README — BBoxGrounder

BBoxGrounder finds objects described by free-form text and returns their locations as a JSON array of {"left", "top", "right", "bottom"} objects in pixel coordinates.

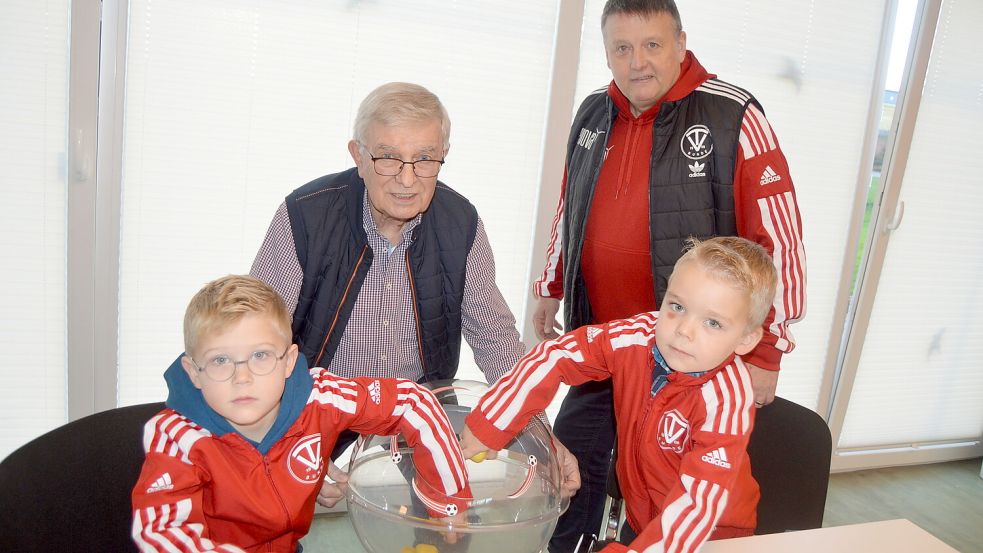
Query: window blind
[
  {"left": 0, "top": 0, "right": 70, "bottom": 458},
  {"left": 117, "top": 0, "right": 560, "bottom": 403},
  {"left": 838, "top": 0, "right": 983, "bottom": 449}
]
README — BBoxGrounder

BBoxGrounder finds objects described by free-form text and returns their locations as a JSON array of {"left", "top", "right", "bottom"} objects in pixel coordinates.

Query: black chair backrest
[
  {"left": 0, "top": 402, "right": 165, "bottom": 552},
  {"left": 747, "top": 396, "right": 832, "bottom": 534},
  {"left": 600, "top": 396, "right": 832, "bottom": 540}
]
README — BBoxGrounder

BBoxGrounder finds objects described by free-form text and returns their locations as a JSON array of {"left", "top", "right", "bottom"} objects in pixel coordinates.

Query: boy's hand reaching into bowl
[{"left": 460, "top": 425, "right": 498, "bottom": 463}]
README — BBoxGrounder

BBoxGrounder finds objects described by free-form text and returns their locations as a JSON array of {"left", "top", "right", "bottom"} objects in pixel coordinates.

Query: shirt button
[
  {"left": 382, "top": 320, "right": 389, "bottom": 327},
  {"left": 380, "top": 354, "right": 387, "bottom": 361},
  {"left": 386, "top": 282, "right": 393, "bottom": 290}
]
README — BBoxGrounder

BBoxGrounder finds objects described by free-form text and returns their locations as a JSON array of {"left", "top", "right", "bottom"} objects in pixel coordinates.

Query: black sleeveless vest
[
  {"left": 285, "top": 168, "right": 478, "bottom": 382},
  {"left": 561, "top": 80, "right": 759, "bottom": 329}
]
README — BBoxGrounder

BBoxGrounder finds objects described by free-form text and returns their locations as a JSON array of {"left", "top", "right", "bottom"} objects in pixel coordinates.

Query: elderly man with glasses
[{"left": 251, "top": 82, "right": 580, "bottom": 509}]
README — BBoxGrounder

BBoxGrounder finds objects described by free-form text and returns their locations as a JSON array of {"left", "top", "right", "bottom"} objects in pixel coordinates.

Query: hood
[{"left": 163, "top": 352, "right": 313, "bottom": 455}]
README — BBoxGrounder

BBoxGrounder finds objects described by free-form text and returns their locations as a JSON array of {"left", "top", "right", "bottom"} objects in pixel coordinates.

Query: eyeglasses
[
  {"left": 189, "top": 347, "right": 290, "bottom": 382},
  {"left": 369, "top": 155, "right": 445, "bottom": 178},
  {"left": 358, "top": 145, "right": 443, "bottom": 178}
]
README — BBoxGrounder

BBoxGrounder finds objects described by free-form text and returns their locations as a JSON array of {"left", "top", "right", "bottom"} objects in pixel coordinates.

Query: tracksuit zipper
[
  {"left": 263, "top": 456, "right": 292, "bottom": 551},
  {"left": 631, "top": 384, "right": 662, "bottom": 532}
]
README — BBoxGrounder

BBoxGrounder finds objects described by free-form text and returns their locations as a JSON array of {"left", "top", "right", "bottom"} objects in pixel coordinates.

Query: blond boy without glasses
[{"left": 463, "top": 237, "right": 778, "bottom": 553}]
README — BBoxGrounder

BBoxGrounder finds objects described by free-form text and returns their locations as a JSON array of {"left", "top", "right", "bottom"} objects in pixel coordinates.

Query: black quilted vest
[
  {"left": 562, "top": 80, "right": 759, "bottom": 329},
  {"left": 285, "top": 168, "right": 478, "bottom": 382}
]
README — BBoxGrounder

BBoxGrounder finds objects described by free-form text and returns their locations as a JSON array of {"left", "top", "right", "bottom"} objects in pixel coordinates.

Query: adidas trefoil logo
[
  {"left": 586, "top": 326, "right": 603, "bottom": 343},
  {"left": 688, "top": 161, "right": 706, "bottom": 178},
  {"left": 147, "top": 472, "right": 174, "bottom": 493},
  {"left": 701, "top": 447, "right": 732, "bottom": 469},
  {"left": 759, "top": 165, "right": 781, "bottom": 185}
]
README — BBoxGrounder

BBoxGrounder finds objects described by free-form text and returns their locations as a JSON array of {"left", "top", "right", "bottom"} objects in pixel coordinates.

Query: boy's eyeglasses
[{"left": 189, "top": 348, "right": 289, "bottom": 382}]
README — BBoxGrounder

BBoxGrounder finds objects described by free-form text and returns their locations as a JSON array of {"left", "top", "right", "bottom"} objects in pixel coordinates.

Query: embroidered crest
[
  {"left": 681, "top": 125, "right": 713, "bottom": 160},
  {"left": 657, "top": 409, "right": 690, "bottom": 453},
  {"left": 287, "top": 434, "right": 324, "bottom": 484}
]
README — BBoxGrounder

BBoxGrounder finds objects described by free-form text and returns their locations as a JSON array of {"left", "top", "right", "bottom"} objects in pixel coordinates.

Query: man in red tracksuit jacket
[
  {"left": 465, "top": 237, "right": 779, "bottom": 553},
  {"left": 131, "top": 275, "right": 471, "bottom": 552}
]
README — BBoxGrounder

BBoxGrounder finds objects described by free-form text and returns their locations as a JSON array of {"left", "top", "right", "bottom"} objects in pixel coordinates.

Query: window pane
[
  {"left": 839, "top": 0, "right": 983, "bottom": 448},
  {"left": 118, "top": 0, "right": 559, "bottom": 402},
  {"left": 0, "top": 0, "right": 70, "bottom": 458}
]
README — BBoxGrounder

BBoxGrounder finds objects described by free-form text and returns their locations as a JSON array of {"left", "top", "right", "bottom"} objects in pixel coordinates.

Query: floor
[
  {"left": 303, "top": 458, "right": 983, "bottom": 552},
  {"left": 823, "top": 457, "right": 983, "bottom": 553}
]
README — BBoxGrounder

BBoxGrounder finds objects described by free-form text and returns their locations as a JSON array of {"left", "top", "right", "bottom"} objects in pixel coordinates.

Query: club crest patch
[
  {"left": 681, "top": 124, "right": 713, "bottom": 160},
  {"left": 657, "top": 409, "right": 690, "bottom": 453},
  {"left": 287, "top": 434, "right": 324, "bottom": 484}
]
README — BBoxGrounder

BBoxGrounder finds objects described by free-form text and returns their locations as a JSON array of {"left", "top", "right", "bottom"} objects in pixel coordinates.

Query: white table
[
  {"left": 303, "top": 517, "right": 957, "bottom": 552},
  {"left": 700, "top": 519, "right": 958, "bottom": 553}
]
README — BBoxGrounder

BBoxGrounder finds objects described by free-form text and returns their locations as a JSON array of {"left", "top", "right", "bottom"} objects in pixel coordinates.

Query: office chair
[
  {"left": 746, "top": 395, "right": 832, "bottom": 534},
  {"left": 595, "top": 396, "right": 832, "bottom": 548},
  {"left": 0, "top": 402, "right": 165, "bottom": 553}
]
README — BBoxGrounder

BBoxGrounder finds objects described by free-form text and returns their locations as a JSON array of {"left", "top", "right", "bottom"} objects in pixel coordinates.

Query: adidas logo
[
  {"left": 759, "top": 165, "right": 781, "bottom": 185},
  {"left": 368, "top": 380, "right": 381, "bottom": 405},
  {"left": 688, "top": 161, "right": 706, "bottom": 178},
  {"left": 701, "top": 447, "right": 732, "bottom": 469},
  {"left": 146, "top": 472, "right": 174, "bottom": 493},
  {"left": 586, "top": 326, "right": 603, "bottom": 343}
]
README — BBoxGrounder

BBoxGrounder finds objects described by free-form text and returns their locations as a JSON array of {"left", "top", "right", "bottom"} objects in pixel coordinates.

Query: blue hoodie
[{"left": 163, "top": 353, "right": 314, "bottom": 455}]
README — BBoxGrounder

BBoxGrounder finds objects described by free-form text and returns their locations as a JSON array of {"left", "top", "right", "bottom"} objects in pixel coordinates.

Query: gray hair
[
  {"left": 353, "top": 82, "right": 451, "bottom": 148},
  {"left": 601, "top": 0, "right": 683, "bottom": 34}
]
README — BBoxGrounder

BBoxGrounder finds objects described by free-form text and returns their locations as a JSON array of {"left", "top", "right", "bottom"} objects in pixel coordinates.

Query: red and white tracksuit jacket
[
  {"left": 466, "top": 312, "right": 758, "bottom": 553},
  {"left": 132, "top": 368, "right": 471, "bottom": 553}
]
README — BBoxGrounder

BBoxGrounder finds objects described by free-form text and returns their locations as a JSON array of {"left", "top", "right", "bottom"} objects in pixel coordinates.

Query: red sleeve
[
  {"left": 466, "top": 313, "right": 658, "bottom": 449},
  {"left": 733, "top": 104, "right": 806, "bottom": 371},
  {"left": 626, "top": 364, "right": 757, "bottom": 553},
  {"left": 131, "top": 410, "right": 246, "bottom": 553},
  {"left": 533, "top": 168, "right": 567, "bottom": 299},
  {"left": 310, "top": 372, "right": 472, "bottom": 517}
]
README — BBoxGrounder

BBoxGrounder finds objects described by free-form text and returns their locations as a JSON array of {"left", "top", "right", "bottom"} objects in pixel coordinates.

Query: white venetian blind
[
  {"left": 573, "top": 0, "right": 889, "bottom": 409},
  {"left": 838, "top": 0, "right": 983, "bottom": 448},
  {"left": 118, "top": 0, "right": 560, "bottom": 404},
  {"left": 0, "top": 0, "right": 70, "bottom": 458}
]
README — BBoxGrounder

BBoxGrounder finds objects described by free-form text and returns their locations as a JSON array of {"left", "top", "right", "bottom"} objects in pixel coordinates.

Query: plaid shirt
[{"left": 250, "top": 192, "right": 524, "bottom": 384}]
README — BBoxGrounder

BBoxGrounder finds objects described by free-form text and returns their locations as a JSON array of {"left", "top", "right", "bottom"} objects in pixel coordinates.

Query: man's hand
[
  {"left": 316, "top": 462, "right": 349, "bottom": 508},
  {"left": 532, "top": 297, "right": 562, "bottom": 341},
  {"left": 460, "top": 425, "right": 498, "bottom": 462},
  {"left": 747, "top": 363, "right": 779, "bottom": 408},
  {"left": 552, "top": 436, "right": 581, "bottom": 499}
]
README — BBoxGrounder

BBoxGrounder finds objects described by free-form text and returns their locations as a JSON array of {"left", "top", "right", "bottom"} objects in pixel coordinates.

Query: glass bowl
[{"left": 345, "top": 380, "right": 568, "bottom": 553}]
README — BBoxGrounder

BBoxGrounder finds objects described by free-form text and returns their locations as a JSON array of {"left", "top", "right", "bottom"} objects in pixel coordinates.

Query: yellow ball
[
  {"left": 400, "top": 547, "right": 415, "bottom": 553},
  {"left": 470, "top": 451, "right": 487, "bottom": 463},
  {"left": 416, "top": 544, "right": 439, "bottom": 553}
]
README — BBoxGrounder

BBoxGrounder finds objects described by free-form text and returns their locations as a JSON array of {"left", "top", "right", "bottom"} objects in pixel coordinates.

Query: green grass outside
[{"left": 850, "top": 174, "right": 880, "bottom": 295}]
